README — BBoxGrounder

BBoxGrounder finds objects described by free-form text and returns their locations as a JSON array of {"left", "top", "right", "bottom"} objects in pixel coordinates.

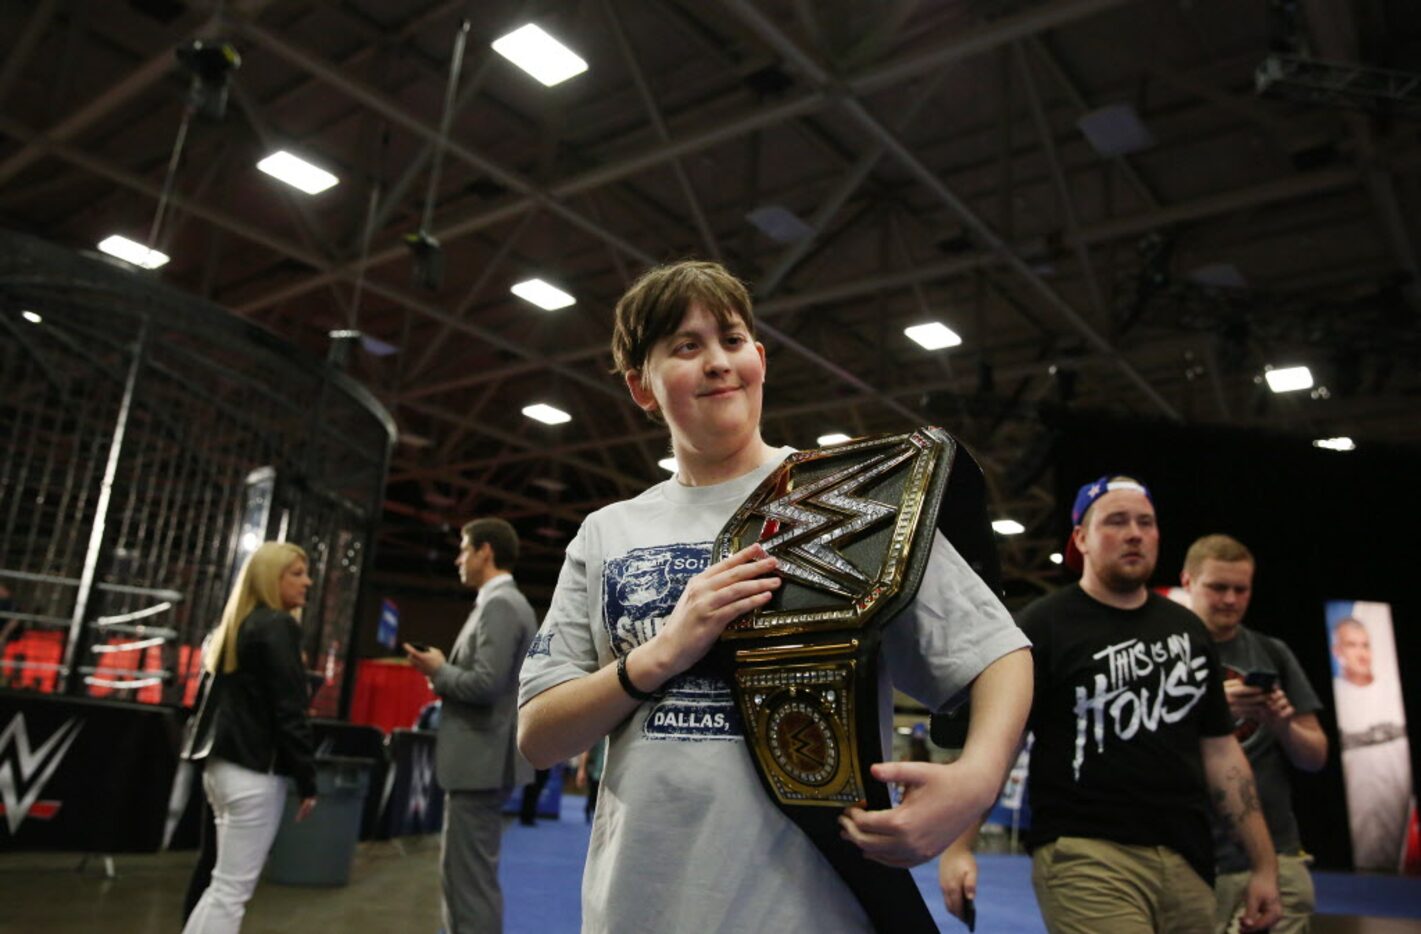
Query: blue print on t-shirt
[{"left": 602, "top": 543, "right": 741, "bottom": 741}]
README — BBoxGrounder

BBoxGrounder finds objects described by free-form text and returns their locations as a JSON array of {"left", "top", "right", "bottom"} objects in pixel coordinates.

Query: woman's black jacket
[{"left": 182, "top": 607, "right": 318, "bottom": 798}]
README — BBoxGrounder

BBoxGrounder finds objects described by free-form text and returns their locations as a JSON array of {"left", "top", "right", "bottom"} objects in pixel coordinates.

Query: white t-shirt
[{"left": 519, "top": 447, "right": 1029, "bottom": 933}]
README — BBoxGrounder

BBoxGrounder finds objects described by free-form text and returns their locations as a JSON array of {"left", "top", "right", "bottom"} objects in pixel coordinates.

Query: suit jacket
[{"left": 431, "top": 574, "right": 539, "bottom": 792}]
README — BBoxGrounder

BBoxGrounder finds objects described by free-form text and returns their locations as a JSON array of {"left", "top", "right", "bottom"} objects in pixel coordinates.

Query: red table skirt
[{"left": 347, "top": 658, "right": 436, "bottom": 734}]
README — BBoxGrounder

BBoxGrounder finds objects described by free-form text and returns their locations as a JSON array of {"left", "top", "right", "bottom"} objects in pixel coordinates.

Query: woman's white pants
[{"left": 181, "top": 758, "right": 287, "bottom": 934}]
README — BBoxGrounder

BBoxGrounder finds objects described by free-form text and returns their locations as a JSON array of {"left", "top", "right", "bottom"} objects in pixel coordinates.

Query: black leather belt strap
[{"left": 713, "top": 427, "right": 999, "bottom": 933}]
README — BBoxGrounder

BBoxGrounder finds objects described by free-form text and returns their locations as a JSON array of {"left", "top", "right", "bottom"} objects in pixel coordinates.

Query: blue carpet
[{"left": 499, "top": 797, "right": 1421, "bottom": 932}]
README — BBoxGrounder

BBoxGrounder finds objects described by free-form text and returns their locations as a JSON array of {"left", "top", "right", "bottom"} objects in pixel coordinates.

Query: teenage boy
[{"left": 518, "top": 260, "right": 1032, "bottom": 932}]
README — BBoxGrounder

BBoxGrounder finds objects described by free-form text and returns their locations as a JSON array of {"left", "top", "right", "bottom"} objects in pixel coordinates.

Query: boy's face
[{"left": 626, "top": 301, "right": 766, "bottom": 454}]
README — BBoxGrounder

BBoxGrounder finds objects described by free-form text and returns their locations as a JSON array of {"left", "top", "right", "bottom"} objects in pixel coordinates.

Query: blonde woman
[{"left": 182, "top": 542, "right": 318, "bottom": 934}]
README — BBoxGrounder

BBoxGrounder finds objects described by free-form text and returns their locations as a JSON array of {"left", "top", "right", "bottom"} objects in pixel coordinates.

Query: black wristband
[{"left": 617, "top": 652, "right": 656, "bottom": 702}]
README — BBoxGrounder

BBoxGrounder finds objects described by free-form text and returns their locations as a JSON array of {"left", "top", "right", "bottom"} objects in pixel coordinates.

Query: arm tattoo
[{"left": 1210, "top": 765, "right": 1261, "bottom": 840}]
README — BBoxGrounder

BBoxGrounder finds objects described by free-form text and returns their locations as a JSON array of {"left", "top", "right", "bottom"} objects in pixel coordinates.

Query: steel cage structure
[{"left": 0, "top": 229, "right": 395, "bottom": 717}]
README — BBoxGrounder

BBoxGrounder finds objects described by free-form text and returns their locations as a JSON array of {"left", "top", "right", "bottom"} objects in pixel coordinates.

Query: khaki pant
[
  {"left": 1215, "top": 854, "right": 1315, "bottom": 934},
  {"left": 1032, "top": 837, "right": 1216, "bottom": 934}
]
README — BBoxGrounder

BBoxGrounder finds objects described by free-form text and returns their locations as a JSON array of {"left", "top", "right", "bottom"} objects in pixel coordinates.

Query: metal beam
[
  {"left": 722, "top": 0, "right": 1178, "bottom": 418},
  {"left": 231, "top": 0, "right": 1137, "bottom": 316},
  {"left": 0, "top": 15, "right": 217, "bottom": 187},
  {"left": 386, "top": 166, "right": 1363, "bottom": 402},
  {"left": 601, "top": 0, "right": 721, "bottom": 261}
]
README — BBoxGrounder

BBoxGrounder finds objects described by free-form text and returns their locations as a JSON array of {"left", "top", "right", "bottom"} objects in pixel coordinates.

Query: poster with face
[{"left": 1325, "top": 600, "right": 1416, "bottom": 871}]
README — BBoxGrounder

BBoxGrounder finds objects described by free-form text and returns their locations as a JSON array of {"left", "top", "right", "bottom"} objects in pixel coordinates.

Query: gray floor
[{"left": 0, "top": 835, "right": 445, "bottom": 934}]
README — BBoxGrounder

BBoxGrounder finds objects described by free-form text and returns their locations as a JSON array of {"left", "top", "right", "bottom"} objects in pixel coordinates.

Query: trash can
[{"left": 264, "top": 756, "right": 374, "bottom": 886}]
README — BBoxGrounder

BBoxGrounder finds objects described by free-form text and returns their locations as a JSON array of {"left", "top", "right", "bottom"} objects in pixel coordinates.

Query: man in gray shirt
[
  {"left": 407, "top": 518, "right": 539, "bottom": 934},
  {"left": 1182, "top": 534, "right": 1329, "bottom": 934}
]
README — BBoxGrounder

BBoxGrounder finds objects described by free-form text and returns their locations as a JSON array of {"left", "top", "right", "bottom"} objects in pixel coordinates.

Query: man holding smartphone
[
  {"left": 1182, "top": 534, "right": 1329, "bottom": 934},
  {"left": 406, "top": 518, "right": 539, "bottom": 934}
]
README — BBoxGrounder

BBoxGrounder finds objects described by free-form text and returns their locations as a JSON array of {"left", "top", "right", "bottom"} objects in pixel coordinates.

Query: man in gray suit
[{"left": 406, "top": 517, "right": 538, "bottom": 934}]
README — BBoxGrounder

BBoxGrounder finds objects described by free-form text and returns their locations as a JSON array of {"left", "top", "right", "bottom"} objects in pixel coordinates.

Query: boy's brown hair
[
  {"left": 1182, "top": 533, "right": 1254, "bottom": 577},
  {"left": 610, "top": 260, "right": 756, "bottom": 378}
]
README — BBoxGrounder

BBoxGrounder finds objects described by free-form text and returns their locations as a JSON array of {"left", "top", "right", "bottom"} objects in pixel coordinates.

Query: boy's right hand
[{"left": 645, "top": 544, "right": 779, "bottom": 681}]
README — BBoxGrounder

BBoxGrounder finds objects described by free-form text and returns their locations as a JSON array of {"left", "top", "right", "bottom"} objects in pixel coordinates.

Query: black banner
[
  {"left": 0, "top": 689, "right": 180, "bottom": 852},
  {"left": 382, "top": 728, "right": 444, "bottom": 837}
]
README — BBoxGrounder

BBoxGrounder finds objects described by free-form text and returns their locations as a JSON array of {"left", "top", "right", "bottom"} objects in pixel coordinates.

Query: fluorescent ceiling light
[
  {"left": 1049, "top": 552, "right": 1064, "bottom": 565},
  {"left": 992, "top": 519, "right": 1025, "bottom": 536},
  {"left": 21, "top": 310, "right": 42, "bottom": 324},
  {"left": 817, "top": 433, "right": 851, "bottom": 446},
  {"left": 1077, "top": 103, "right": 1156, "bottom": 157},
  {"left": 1265, "top": 365, "right": 1313, "bottom": 393},
  {"left": 522, "top": 403, "right": 571, "bottom": 425},
  {"left": 511, "top": 278, "right": 575, "bottom": 310},
  {"left": 492, "top": 24, "right": 588, "bottom": 86},
  {"left": 658, "top": 457, "right": 677, "bottom": 473},
  {"left": 1313, "top": 436, "right": 1356, "bottom": 452},
  {"left": 746, "top": 205, "right": 814, "bottom": 244},
  {"left": 256, "top": 150, "right": 339, "bottom": 194},
  {"left": 904, "top": 322, "right": 962, "bottom": 351},
  {"left": 98, "top": 235, "right": 169, "bottom": 269}
]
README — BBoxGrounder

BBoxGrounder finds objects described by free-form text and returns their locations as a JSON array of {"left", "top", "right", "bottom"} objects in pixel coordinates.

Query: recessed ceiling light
[
  {"left": 746, "top": 205, "right": 814, "bottom": 244},
  {"left": 658, "top": 457, "right": 677, "bottom": 473},
  {"left": 492, "top": 24, "right": 588, "bottom": 87},
  {"left": 1049, "top": 552, "right": 1064, "bottom": 565},
  {"left": 817, "top": 433, "right": 851, "bottom": 446},
  {"left": 1187, "top": 262, "right": 1249, "bottom": 289},
  {"left": 98, "top": 235, "right": 170, "bottom": 269},
  {"left": 511, "top": 278, "right": 575, "bottom": 310},
  {"left": 992, "top": 519, "right": 1025, "bottom": 536},
  {"left": 21, "top": 310, "right": 42, "bottom": 324},
  {"left": 1313, "top": 436, "right": 1356, "bottom": 452},
  {"left": 522, "top": 403, "right": 571, "bottom": 425},
  {"left": 256, "top": 150, "right": 339, "bottom": 194},
  {"left": 904, "top": 322, "right": 962, "bottom": 351},
  {"left": 1265, "top": 365, "right": 1313, "bottom": 393},
  {"left": 1077, "top": 103, "right": 1156, "bottom": 157}
]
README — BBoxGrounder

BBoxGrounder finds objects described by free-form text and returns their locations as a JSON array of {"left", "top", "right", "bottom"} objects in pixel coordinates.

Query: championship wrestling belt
[{"left": 713, "top": 427, "right": 1001, "bottom": 933}]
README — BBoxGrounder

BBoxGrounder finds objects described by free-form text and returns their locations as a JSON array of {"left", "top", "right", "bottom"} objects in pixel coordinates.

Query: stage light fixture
[
  {"left": 992, "top": 519, "right": 1025, "bottom": 536},
  {"left": 21, "top": 310, "right": 42, "bottom": 324},
  {"left": 511, "top": 278, "right": 575, "bottom": 310},
  {"left": 1313, "top": 437, "right": 1356, "bottom": 452},
  {"left": 1265, "top": 365, "right": 1313, "bottom": 393},
  {"left": 522, "top": 403, "right": 571, "bottom": 425},
  {"left": 904, "top": 322, "right": 962, "bottom": 351},
  {"left": 98, "top": 235, "right": 170, "bottom": 269},
  {"left": 492, "top": 24, "right": 588, "bottom": 86},
  {"left": 817, "top": 433, "right": 851, "bottom": 445},
  {"left": 1049, "top": 552, "right": 1064, "bottom": 565},
  {"left": 404, "top": 230, "right": 445, "bottom": 291}
]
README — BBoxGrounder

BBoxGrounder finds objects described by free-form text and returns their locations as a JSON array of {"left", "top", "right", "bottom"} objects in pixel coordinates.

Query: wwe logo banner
[
  {"left": 0, "top": 693, "right": 182, "bottom": 852},
  {"left": 0, "top": 712, "right": 83, "bottom": 834}
]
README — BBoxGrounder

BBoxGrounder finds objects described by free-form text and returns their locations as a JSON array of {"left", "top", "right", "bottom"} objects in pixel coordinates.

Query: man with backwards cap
[{"left": 938, "top": 476, "right": 1281, "bottom": 934}]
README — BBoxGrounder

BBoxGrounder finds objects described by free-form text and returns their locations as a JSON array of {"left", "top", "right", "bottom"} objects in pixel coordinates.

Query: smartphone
[
  {"left": 1243, "top": 669, "right": 1278, "bottom": 691},
  {"left": 407, "top": 641, "right": 431, "bottom": 653},
  {"left": 963, "top": 895, "right": 977, "bottom": 932}
]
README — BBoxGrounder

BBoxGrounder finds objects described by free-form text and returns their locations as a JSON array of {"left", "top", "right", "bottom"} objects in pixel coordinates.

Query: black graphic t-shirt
[{"left": 1019, "top": 585, "right": 1233, "bottom": 884}]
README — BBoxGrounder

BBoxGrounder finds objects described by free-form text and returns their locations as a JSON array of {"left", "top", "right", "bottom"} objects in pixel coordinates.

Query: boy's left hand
[{"left": 839, "top": 759, "right": 997, "bottom": 867}]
